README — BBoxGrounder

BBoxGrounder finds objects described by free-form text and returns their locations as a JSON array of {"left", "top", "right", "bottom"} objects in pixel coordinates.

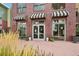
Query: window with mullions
[
  {"left": 52, "top": 19, "right": 65, "bottom": 38},
  {"left": 52, "top": 3, "right": 65, "bottom": 10},
  {"left": 17, "top": 3, "right": 26, "bottom": 14},
  {"left": 33, "top": 4, "right": 45, "bottom": 11},
  {"left": 17, "top": 22, "right": 27, "bottom": 39}
]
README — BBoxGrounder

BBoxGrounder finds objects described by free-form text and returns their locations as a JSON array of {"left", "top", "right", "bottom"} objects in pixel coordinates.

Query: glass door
[
  {"left": 33, "top": 24, "right": 45, "bottom": 40},
  {"left": 39, "top": 25, "right": 44, "bottom": 39},
  {"left": 33, "top": 25, "right": 38, "bottom": 39}
]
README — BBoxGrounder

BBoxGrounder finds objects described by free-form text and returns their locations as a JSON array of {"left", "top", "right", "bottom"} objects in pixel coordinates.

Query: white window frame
[
  {"left": 17, "top": 22, "right": 27, "bottom": 36},
  {"left": 52, "top": 19, "right": 66, "bottom": 41},
  {"left": 32, "top": 20, "right": 45, "bottom": 40}
]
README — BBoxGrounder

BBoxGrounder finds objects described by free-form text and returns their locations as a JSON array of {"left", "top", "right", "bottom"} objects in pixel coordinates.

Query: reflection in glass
[
  {"left": 53, "top": 24, "right": 58, "bottom": 36},
  {"left": 34, "top": 26, "right": 38, "bottom": 33},
  {"left": 39, "top": 34, "right": 44, "bottom": 38},
  {"left": 39, "top": 26, "right": 44, "bottom": 33},
  {"left": 59, "top": 24, "right": 64, "bottom": 36},
  {"left": 34, "top": 34, "right": 38, "bottom": 38},
  {"left": 34, "top": 26, "right": 38, "bottom": 38},
  {"left": 53, "top": 19, "right": 65, "bottom": 40}
]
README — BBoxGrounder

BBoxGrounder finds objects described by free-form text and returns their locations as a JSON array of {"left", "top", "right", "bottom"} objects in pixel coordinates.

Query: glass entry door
[{"left": 33, "top": 24, "right": 45, "bottom": 40}]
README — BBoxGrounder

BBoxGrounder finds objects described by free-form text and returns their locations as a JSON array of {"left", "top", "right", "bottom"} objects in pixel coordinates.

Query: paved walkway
[{"left": 19, "top": 40, "right": 79, "bottom": 56}]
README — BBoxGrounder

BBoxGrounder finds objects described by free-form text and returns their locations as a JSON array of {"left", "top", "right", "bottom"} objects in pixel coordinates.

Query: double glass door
[{"left": 33, "top": 24, "right": 45, "bottom": 40}]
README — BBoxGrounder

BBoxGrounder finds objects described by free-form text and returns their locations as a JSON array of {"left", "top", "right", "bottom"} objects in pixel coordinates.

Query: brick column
[
  {"left": 66, "top": 3, "right": 76, "bottom": 41},
  {"left": 12, "top": 20, "right": 17, "bottom": 32},
  {"left": 45, "top": 4, "right": 52, "bottom": 40},
  {"left": 26, "top": 4, "right": 33, "bottom": 38}
]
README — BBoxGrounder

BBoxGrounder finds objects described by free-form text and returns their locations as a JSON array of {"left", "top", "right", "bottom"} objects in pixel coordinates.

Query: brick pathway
[{"left": 19, "top": 40, "right": 79, "bottom": 56}]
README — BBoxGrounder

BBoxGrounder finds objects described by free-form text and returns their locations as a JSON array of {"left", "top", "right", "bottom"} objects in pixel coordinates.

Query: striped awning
[
  {"left": 14, "top": 15, "right": 26, "bottom": 20},
  {"left": 52, "top": 10, "right": 69, "bottom": 17},
  {"left": 30, "top": 13, "right": 46, "bottom": 19}
]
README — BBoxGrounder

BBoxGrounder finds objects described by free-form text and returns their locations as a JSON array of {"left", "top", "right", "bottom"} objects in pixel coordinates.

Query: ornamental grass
[{"left": 0, "top": 31, "right": 53, "bottom": 56}]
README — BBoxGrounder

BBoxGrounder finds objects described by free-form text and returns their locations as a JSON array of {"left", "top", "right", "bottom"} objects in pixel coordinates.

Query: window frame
[
  {"left": 52, "top": 19, "right": 65, "bottom": 37},
  {"left": 17, "top": 22, "right": 27, "bottom": 38},
  {"left": 52, "top": 3, "right": 65, "bottom": 10},
  {"left": 33, "top": 4, "right": 45, "bottom": 11},
  {"left": 17, "top": 3, "right": 26, "bottom": 14},
  {"left": 0, "top": 7, "right": 4, "bottom": 18}
]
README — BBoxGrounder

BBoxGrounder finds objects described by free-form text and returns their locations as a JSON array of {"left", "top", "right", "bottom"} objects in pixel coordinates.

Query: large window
[
  {"left": 17, "top": 22, "right": 27, "bottom": 39},
  {"left": 33, "top": 4, "right": 45, "bottom": 11},
  {"left": 52, "top": 3, "right": 65, "bottom": 10},
  {"left": 52, "top": 19, "right": 65, "bottom": 40},
  {"left": 17, "top": 3, "right": 26, "bottom": 14}
]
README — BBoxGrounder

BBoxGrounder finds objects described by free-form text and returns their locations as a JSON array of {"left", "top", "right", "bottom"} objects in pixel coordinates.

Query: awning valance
[
  {"left": 14, "top": 15, "right": 26, "bottom": 20},
  {"left": 52, "top": 10, "right": 69, "bottom": 17},
  {"left": 30, "top": 13, "right": 46, "bottom": 19}
]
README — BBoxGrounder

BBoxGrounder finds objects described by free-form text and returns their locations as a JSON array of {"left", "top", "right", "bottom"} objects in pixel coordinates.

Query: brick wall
[
  {"left": 12, "top": 3, "right": 76, "bottom": 41},
  {"left": 66, "top": 3, "right": 76, "bottom": 41}
]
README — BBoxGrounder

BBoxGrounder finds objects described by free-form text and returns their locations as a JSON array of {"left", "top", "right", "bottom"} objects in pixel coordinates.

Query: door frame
[{"left": 32, "top": 23, "right": 45, "bottom": 40}]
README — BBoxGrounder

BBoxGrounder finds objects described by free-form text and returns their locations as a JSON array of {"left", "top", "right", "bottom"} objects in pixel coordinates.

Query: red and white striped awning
[
  {"left": 30, "top": 13, "right": 46, "bottom": 19},
  {"left": 52, "top": 10, "right": 69, "bottom": 17}
]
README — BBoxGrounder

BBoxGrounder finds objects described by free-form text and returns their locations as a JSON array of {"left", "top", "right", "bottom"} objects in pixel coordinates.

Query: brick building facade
[{"left": 12, "top": 3, "right": 76, "bottom": 41}]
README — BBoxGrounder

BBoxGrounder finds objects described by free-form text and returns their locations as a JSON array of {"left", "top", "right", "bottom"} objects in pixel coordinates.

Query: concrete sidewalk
[{"left": 20, "top": 40, "right": 79, "bottom": 56}]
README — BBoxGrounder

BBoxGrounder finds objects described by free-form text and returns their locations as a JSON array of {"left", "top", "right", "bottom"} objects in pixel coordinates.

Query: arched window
[{"left": 52, "top": 3, "right": 65, "bottom": 10}]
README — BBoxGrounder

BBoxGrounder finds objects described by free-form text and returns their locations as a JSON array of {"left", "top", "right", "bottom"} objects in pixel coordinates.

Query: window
[
  {"left": 33, "top": 4, "right": 45, "bottom": 11},
  {"left": 0, "top": 7, "right": 4, "bottom": 19},
  {"left": 52, "top": 19, "right": 65, "bottom": 40},
  {"left": 17, "top": 22, "right": 27, "bottom": 39},
  {"left": 76, "top": 24, "right": 79, "bottom": 36},
  {"left": 17, "top": 3, "right": 26, "bottom": 14},
  {"left": 52, "top": 3, "right": 65, "bottom": 10},
  {"left": 76, "top": 8, "right": 79, "bottom": 16}
]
